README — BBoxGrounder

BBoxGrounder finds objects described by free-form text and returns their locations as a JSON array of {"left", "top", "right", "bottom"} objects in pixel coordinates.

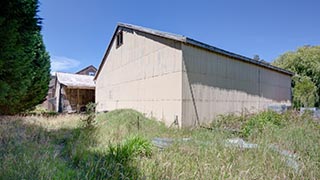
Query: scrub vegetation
[
  {"left": 0, "top": 109, "right": 319, "bottom": 179},
  {"left": 272, "top": 45, "right": 320, "bottom": 108}
]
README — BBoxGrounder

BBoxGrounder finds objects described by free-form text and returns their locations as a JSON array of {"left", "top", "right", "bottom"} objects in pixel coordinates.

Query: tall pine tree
[{"left": 0, "top": 0, "right": 50, "bottom": 114}]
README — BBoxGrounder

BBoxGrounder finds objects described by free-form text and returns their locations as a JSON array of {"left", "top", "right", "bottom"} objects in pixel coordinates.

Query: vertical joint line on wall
[
  {"left": 58, "top": 85, "right": 62, "bottom": 113},
  {"left": 189, "top": 83, "right": 200, "bottom": 126},
  {"left": 182, "top": 50, "right": 200, "bottom": 127},
  {"left": 183, "top": 58, "right": 200, "bottom": 126}
]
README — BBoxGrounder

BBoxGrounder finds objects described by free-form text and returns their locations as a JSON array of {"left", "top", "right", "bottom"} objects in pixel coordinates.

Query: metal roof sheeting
[{"left": 56, "top": 72, "right": 95, "bottom": 89}]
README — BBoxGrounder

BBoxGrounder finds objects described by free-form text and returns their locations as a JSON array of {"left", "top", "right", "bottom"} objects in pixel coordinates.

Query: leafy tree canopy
[
  {"left": 292, "top": 76, "right": 318, "bottom": 107},
  {"left": 0, "top": 0, "right": 50, "bottom": 114},
  {"left": 272, "top": 45, "right": 320, "bottom": 107}
]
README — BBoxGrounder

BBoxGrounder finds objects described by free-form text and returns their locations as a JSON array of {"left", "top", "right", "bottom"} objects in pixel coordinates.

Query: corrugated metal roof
[
  {"left": 56, "top": 72, "right": 95, "bottom": 89},
  {"left": 119, "top": 23, "right": 186, "bottom": 42},
  {"left": 95, "top": 23, "right": 294, "bottom": 80}
]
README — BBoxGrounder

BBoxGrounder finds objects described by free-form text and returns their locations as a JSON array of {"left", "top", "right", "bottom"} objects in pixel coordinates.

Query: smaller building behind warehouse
[{"left": 41, "top": 65, "right": 97, "bottom": 113}]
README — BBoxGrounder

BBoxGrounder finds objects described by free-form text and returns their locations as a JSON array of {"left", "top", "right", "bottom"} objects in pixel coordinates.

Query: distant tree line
[
  {"left": 0, "top": 0, "right": 50, "bottom": 115},
  {"left": 272, "top": 46, "right": 320, "bottom": 108}
]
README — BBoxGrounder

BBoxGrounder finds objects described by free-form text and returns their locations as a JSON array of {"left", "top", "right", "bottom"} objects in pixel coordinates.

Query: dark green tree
[
  {"left": 272, "top": 45, "right": 320, "bottom": 107},
  {"left": 0, "top": 0, "right": 50, "bottom": 114}
]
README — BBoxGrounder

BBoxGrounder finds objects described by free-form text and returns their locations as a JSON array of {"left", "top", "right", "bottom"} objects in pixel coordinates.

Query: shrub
[
  {"left": 81, "top": 102, "right": 97, "bottom": 128},
  {"left": 211, "top": 113, "right": 247, "bottom": 132},
  {"left": 241, "top": 111, "right": 283, "bottom": 138},
  {"left": 21, "top": 105, "right": 58, "bottom": 117}
]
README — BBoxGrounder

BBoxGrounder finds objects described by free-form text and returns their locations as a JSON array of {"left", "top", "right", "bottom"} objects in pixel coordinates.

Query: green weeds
[
  {"left": 0, "top": 109, "right": 319, "bottom": 179},
  {"left": 242, "top": 110, "right": 284, "bottom": 138}
]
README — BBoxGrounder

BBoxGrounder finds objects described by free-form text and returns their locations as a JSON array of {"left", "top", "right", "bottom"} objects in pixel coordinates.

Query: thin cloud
[{"left": 51, "top": 56, "right": 81, "bottom": 73}]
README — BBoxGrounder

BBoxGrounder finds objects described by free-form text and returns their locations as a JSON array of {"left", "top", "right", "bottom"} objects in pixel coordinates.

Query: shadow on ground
[{"left": 0, "top": 116, "right": 141, "bottom": 180}]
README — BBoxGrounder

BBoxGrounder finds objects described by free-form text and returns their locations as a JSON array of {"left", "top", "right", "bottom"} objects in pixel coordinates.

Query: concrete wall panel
[
  {"left": 96, "top": 29, "right": 183, "bottom": 126},
  {"left": 181, "top": 44, "right": 291, "bottom": 127},
  {"left": 96, "top": 29, "right": 291, "bottom": 128}
]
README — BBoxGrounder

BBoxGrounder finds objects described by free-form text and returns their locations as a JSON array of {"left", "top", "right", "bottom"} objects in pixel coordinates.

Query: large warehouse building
[{"left": 95, "top": 23, "right": 293, "bottom": 127}]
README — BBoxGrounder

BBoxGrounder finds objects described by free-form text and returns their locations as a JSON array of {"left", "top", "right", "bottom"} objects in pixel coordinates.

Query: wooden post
[
  {"left": 174, "top": 115, "right": 179, "bottom": 126},
  {"left": 77, "top": 88, "right": 80, "bottom": 112},
  {"left": 137, "top": 116, "right": 140, "bottom": 131}
]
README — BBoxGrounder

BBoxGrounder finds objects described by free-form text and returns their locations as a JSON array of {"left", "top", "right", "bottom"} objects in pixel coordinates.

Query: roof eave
[
  {"left": 117, "top": 23, "right": 187, "bottom": 42},
  {"left": 94, "top": 26, "right": 120, "bottom": 80},
  {"left": 64, "top": 86, "right": 95, "bottom": 89}
]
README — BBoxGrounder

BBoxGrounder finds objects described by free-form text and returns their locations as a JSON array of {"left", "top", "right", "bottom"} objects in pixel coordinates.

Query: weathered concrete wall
[
  {"left": 96, "top": 29, "right": 183, "bottom": 126},
  {"left": 96, "top": 27, "right": 292, "bottom": 128},
  {"left": 181, "top": 44, "right": 291, "bottom": 127},
  {"left": 40, "top": 76, "right": 56, "bottom": 111},
  {"left": 55, "top": 80, "right": 61, "bottom": 112}
]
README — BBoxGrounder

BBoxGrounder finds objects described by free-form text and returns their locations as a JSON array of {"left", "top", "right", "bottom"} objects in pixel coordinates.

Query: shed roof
[
  {"left": 95, "top": 23, "right": 293, "bottom": 80},
  {"left": 76, "top": 65, "right": 97, "bottom": 74},
  {"left": 56, "top": 72, "right": 95, "bottom": 89}
]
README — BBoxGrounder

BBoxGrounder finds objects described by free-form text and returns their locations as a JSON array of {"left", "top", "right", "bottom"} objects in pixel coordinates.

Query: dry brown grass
[{"left": 0, "top": 110, "right": 319, "bottom": 179}]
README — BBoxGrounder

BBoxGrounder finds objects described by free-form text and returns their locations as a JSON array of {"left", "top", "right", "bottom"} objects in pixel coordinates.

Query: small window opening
[
  {"left": 116, "top": 31, "right": 123, "bottom": 48},
  {"left": 88, "top": 71, "right": 95, "bottom": 76}
]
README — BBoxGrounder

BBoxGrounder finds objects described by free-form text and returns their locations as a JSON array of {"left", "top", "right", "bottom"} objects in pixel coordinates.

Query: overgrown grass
[
  {"left": 0, "top": 109, "right": 319, "bottom": 179},
  {"left": 20, "top": 105, "right": 58, "bottom": 117},
  {"left": 0, "top": 115, "right": 79, "bottom": 179}
]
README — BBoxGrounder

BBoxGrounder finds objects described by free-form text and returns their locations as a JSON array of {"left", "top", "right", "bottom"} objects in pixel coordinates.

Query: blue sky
[{"left": 39, "top": 0, "right": 320, "bottom": 73}]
